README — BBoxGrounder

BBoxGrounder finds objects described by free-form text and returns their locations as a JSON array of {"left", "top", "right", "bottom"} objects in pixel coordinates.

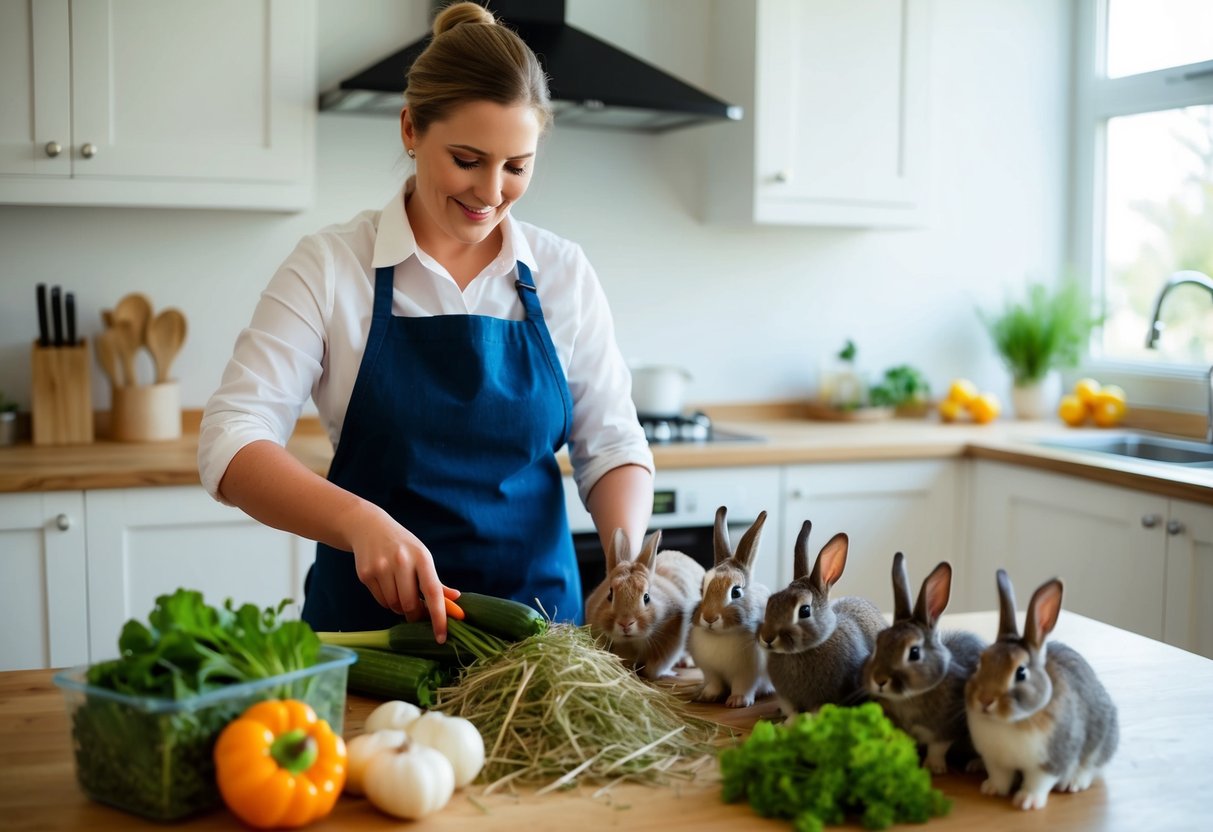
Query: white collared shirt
[{"left": 198, "top": 188, "right": 652, "bottom": 507}]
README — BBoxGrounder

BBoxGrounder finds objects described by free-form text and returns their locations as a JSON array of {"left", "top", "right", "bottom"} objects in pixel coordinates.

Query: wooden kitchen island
[{"left": 1, "top": 611, "right": 1209, "bottom": 831}]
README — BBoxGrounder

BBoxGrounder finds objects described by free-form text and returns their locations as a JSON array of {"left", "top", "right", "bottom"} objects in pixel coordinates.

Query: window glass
[
  {"left": 1102, "top": 106, "right": 1213, "bottom": 363},
  {"left": 1106, "top": 0, "right": 1213, "bottom": 79}
]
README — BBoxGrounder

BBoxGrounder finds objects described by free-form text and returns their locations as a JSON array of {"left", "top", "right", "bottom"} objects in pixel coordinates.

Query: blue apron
[{"left": 301, "top": 261, "right": 580, "bottom": 631}]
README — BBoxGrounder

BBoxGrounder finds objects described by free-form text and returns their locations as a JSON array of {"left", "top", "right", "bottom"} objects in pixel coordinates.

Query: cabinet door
[
  {"left": 782, "top": 460, "right": 957, "bottom": 613},
  {"left": 69, "top": 0, "right": 312, "bottom": 184},
  {"left": 0, "top": 492, "right": 88, "bottom": 670},
  {"left": 753, "top": 0, "right": 929, "bottom": 226},
  {"left": 968, "top": 461, "right": 1167, "bottom": 640},
  {"left": 85, "top": 486, "right": 311, "bottom": 660},
  {"left": 1163, "top": 498, "right": 1213, "bottom": 659},
  {"left": 0, "top": 0, "right": 71, "bottom": 176}
]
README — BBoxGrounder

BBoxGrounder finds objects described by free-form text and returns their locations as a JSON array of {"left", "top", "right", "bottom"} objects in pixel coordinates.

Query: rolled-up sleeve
[{"left": 198, "top": 236, "right": 332, "bottom": 503}]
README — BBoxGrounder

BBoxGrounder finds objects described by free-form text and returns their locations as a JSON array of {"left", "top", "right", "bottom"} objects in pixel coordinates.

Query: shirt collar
[{"left": 372, "top": 185, "right": 539, "bottom": 277}]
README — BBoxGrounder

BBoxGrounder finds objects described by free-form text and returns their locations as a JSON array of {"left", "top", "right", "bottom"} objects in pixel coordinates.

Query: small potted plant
[
  {"left": 0, "top": 391, "right": 18, "bottom": 447},
  {"left": 979, "top": 281, "right": 1101, "bottom": 419}
]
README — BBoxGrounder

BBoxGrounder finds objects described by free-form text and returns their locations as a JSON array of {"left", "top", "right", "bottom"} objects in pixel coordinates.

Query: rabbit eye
[
  {"left": 731, "top": 586, "right": 743, "bottom": 600},
  {"left": 643, "top": 592, "right": 651, "bottom": 605},
  {"left": 798, "top": 604, "right": 811, "bottom": 619},
  {"left": 1015, "top": 665, "right": 1028, "bottom": 683},
  {"left": 908, "top": 646, "right": 921, "bottom": 662}
]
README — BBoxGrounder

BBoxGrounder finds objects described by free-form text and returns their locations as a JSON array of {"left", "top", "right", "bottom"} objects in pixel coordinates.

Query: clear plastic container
[{"left": 53, "top": 644, "right": 355, "bottom": 822}]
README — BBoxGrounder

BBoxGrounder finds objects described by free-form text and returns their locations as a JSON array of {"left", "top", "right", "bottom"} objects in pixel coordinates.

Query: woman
[{"left": 198, "top": 2, "right": 653, "bottom": 641}]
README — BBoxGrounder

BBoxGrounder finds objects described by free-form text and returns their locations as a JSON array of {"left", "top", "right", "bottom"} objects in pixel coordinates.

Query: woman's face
[{"left": 402, "top": 100, "right": 541, "bottom": 251}]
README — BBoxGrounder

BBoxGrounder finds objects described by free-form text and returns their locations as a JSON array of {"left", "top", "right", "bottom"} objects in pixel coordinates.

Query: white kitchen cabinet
[
  {"left": 0, "top": 0, "right": 315, "bottom": 211},
  {"left": 1162, "top": 497, "right": 1213, "bottom": 659},
  {"left": 705, "top": 0, "right": 930, "bottom": 228},
  {"left": 781, "top": 460, "right": 959, "bottom": 612},
  {"left": 84, "top": 486, "right": 312, "bottom": 661},
  {"left": 967, "top": 461, "right": 1170, "bottom": 643},
  {"left": 0, "top": 491, "right": 89, "bottom": 671}
]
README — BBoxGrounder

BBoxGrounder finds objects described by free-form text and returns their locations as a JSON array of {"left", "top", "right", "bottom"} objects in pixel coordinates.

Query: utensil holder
[
  {"left": 111, "top": 382, "right": 182, "bottom": 442},
  {"left": 31, "top": 340, "right": 94, "bottom": 446}
]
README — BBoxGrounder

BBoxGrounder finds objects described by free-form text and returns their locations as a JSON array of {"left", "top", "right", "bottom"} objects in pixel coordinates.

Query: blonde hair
[{"left": 405, "top": 2, "right": 552, "bottom": 135}]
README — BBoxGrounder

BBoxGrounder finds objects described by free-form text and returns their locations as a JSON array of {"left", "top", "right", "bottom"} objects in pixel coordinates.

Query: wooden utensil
[
  {"left": 109, "top": 321, "right": 140, "bottom": 387},
  {"left": 146, "top": 308, "right": 187, "bottom": 383},
  {"left": 95, "top": 328, "right": 124, "bottom": 388},
  {"left": 111, "top": 293, "right": 152, "bottom": 349}
]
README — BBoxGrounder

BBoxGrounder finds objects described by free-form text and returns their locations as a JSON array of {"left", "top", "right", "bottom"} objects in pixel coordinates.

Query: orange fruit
[
  {"left": 1073, "top": 377, "right": 1102, "bottom": 407},
  {"left": 938, "top": 398, "right": 964, "bottom": 423},
  {"left": 1058, "top": 394, "right": 1087, "bottom": 427},
  {"left": 947, "top": 378, "right": 979, "bottom": 406},
  {"left": 968, "top": 392, "right": 1001, "bottom": 424}
]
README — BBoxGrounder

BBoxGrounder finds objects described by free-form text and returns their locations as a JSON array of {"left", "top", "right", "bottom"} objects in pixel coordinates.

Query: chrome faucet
[{"left": 1144, "top": 270, "right": 1213, "bottom": 443}]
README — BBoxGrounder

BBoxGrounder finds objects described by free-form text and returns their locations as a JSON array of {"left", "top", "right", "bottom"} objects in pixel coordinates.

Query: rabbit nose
[
  {"left": 979, "top": 696, "right": 996, "bottom": 712},
  {"left": 703, "top": 614, "right": 719, "bottom": 625},
  {"left": 874, "top": 677, "right": 888, "bottom": 690},
  {"left": 619, "top": 619, "right": 635, "bottom": 632}
]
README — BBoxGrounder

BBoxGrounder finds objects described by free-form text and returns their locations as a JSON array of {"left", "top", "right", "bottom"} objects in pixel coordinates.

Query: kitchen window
[{"left": 1071, "top": 0, "right": 1213, "bottom": 403}]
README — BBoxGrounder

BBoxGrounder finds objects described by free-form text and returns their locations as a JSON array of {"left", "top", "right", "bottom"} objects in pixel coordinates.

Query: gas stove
[{"left": 636, "top": 411, "right": 760, "bottom": 444}]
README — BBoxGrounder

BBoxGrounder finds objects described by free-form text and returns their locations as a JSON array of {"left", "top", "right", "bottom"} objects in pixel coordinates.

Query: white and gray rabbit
[
  {"left": 965, "top": 569, "right": 1119, "bottom": 810},
  {"left": 862, "top": 552, "right": 985, "bottom": 773},
  {"left": 758, "top": 520, "right": 885, "bottom": 717},
  {"left": 585, "top": 528, "right": 705, "bottom": 680},
  {"left": 687, "top": 506, "right": 774, "bottom": 708}
]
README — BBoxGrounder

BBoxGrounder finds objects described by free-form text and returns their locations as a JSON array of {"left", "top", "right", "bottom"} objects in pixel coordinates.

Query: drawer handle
[
  {"left": 81, "top": 143, "right": 97, "bottom": 159},
  {"left": 1142, "top": 514, "right": 1162, "bottom": 529},
  {"left": 55, "top": 513, "right": 71, "bottom": 531},
  {"left": 1167, "top": 519, "right": 1185, "bottom": 536},
  {"left": 45, "top": 140, "right": 62, "bottom": 158}
]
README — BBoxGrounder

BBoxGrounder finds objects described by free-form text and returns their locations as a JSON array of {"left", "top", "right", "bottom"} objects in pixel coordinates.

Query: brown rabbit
[
  {"left": 759, "top": 521, "right": 885, "bottom": 717},
  {"left": 585, "top": 528, "right": 705, "bottom": 680}
]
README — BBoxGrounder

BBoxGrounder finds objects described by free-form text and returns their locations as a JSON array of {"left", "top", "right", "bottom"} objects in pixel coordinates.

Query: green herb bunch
[
  {"left": 867, "top": 365, "right": 931, "bottom": 409},
  {"left": 979, "top": 281, "right": 1101, "bottom": 385},
  {"left": 719, "top": 703, "right": 951, "bottom": 832}
]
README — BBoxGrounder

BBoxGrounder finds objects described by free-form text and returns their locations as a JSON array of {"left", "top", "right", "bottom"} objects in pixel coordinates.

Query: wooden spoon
[
  {"left": 146, "top": 308, "right": 188, "bottom": 383},
  {"left": 95, "top": 328, "right": 124, "bottom": 389},
  {"left": 110, "top": 321, "right": 140, "bottom": 387},
  {"left": 112, "top": 293, "right": 153, "bottom": 349}
]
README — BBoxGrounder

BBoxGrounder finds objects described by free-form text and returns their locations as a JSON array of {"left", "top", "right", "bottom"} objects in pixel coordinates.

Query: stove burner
[{"left": 636, "top": 411, "right": 758, "bottom": 444}]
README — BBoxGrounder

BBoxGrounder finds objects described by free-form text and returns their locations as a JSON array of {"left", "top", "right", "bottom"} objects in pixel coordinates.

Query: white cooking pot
[{"left": 630, "top": 364, "right": 693, "bottom": 417}]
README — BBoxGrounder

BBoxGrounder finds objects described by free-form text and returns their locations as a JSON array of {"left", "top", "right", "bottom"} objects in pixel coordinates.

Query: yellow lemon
[
  {"left": 1073, "top": 377, "right": 1102, "bottom": 407},
  {"left": 1091, "top": 385, "right": 1127, "bottom": 427},
  {"left": 938, "top": 398, "right": 964, "bottom": 423},
  {"left": 1057, "top": 394, "right": 1088, "bottom": 427},
  {"left": 947, "top": 378, "right": 979, "bottom": 406},
  {"left": 968, "top": 392, "right": 1001, "bottom": 424}
]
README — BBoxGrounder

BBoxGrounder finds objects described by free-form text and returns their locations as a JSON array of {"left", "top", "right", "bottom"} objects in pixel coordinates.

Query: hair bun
[{"left": 433, "top": 1, "right": 496, "bottom": 37}]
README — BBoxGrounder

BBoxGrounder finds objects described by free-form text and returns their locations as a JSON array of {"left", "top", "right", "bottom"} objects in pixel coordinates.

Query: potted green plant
[
  {"left": 0, "top": 391, "right": 18, "bottom": 447},
  {"left": 979, "top": 281, "right": 1101, "bottom": 419}
]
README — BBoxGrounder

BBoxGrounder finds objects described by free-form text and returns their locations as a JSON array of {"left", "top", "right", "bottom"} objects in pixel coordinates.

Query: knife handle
[
  {"left": 50, "top": 286, "right": 64, "bottom": 347},
  {"left": 36, "top": 283, "right": 50, "bottom": 347},
  {"left": 65, "top": 292, "right": 77, "bottom": 345}
]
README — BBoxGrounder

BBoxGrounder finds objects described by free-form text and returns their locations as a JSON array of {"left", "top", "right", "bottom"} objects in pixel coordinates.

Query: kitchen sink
[{"left": 1036, "top": 432, "right": 1213, "bottom": 466}]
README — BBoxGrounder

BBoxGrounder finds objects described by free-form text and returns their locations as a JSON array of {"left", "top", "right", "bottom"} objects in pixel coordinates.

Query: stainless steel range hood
[{"left": 319, "top": 0, "right": 742, "bottom": 133}]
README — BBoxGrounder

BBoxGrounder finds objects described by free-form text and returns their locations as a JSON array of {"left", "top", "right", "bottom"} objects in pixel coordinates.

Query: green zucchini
[
  {"left": 347, "top": 647, "right": 446, "bottom": 707},
  {"left": 455, "top": 592, "right": 548, "bottom": 641},
  {"left": 387, "top": 621, "right": 472, "bottom": 665}
]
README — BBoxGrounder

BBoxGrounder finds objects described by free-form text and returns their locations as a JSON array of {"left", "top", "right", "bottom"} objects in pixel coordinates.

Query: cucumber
[
  {"left": 347, "top": 647, "right": 447, "bottom": 707},
  {"left": 455, "top": 592, "right": 548, "bottom": 641},
  {"left": 387, "top": 621, "right": 473, "bottom": 665}
]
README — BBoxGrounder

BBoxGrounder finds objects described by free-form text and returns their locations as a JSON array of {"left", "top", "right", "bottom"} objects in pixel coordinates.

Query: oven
[{"left": 563, "top": 466, "right": 783, "bottom": 604}]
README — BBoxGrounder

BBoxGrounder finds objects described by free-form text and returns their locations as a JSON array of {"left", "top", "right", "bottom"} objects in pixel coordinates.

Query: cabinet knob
[
  {"left": 55, "top": 513, "right": 71, "bottom": 531},
  {"left": 1142, "top": 513, "right": 1162, "bottom": 528},
  {"left": 81, "top": 143, "right": 97, "bottom": 159},
  {"left": 44, "top": 141, "right": 62, "bottom": 158},
  {"left": 1167, "top": 519, "right": 1186, "bottom": 536},
  {"left": 772, "top": 169, "right": 793, "bottom": 184}
]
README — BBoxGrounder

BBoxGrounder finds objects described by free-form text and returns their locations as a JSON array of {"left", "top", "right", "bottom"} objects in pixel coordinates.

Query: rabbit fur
[
  {"left": 687, "top": 506, "right": 775, "bottom": 708},
  {"left": 964, "top": 570, "right": 1119, "bottom": 810},
  {"left": 862, "top": 552, "right": 985, "bottom": 773},
  {"left": 585, "top": 528, "right": 705, "bottom": 680},
  {"left": 758, "top": 520, "right": 885, "bottom": 718}
]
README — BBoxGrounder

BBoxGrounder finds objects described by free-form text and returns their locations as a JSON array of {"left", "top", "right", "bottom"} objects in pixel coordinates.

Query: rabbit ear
[
  {"left": 809, "top": 533, "right": 849, "bottom": 593},
  {"left": 792, "top": 520, "right": 813, "bottom": 580},
  {"left": 713, "top": 505, "right": 732, "bottom": 566},
  {"left": 891, "top": 552, "right": 913, "bottom": 621},
  {"left": 636, "top": 529, "right": 662, "bottom": 571},
  {"left": 734, "top": 510, "right": 768, "bottom": 572},
  {"left": 608, "top": 528, "right": 631, "bottom": 572},
  {"left": 1025, "top": 578, "right": 1063, "bottom": 650},
  {"left": 996, "top": 569, "right": 1020, "bottom": 639},
  {"left": 914, "top": 561, "right": 953, "bottom": 628}
]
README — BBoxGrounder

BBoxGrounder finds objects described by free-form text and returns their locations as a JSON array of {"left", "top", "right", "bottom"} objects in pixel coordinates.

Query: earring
[{"left": 407, "top": 148, "right": 416, "bottom": 159}]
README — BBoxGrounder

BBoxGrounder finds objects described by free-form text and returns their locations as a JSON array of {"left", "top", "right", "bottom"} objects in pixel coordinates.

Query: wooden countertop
[
  {"left": 0, "top": 611, "right": 1207, "bottom": 831},
  {"left": 3, "top": 414, "right": 1213, "bottom": 505}
]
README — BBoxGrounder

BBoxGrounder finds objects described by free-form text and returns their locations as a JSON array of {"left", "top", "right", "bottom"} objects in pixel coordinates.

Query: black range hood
[{"left": 319, "top": 0, "right": 742, "bottom": 133}]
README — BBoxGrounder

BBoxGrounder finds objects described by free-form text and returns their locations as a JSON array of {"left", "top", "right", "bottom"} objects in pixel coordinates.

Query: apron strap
[{"left": 514, "top": 262, "right": 544, "bottom": 321}]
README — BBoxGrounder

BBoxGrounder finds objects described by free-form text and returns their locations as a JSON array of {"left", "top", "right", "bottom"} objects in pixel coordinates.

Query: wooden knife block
[{"left": 31, "top": 340, "right": 94, "bottom": 446}]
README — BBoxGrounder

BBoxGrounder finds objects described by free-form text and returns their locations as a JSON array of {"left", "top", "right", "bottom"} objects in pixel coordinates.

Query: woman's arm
[
  {"left": 219, "top": 440, "right": 454, "bottom": 642},
  {"left": 585, "top": 463, "right": 654, "bottom": 556}
]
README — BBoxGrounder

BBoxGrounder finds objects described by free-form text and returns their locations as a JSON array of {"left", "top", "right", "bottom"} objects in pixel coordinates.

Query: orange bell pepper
[{"left": 213, "top": 699, "right": 347, "bottom": 829}]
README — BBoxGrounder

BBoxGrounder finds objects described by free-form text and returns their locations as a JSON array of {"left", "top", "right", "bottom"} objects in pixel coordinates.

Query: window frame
[{"left": 1069, "top": 0, "right": 1213, "bottom": 411}]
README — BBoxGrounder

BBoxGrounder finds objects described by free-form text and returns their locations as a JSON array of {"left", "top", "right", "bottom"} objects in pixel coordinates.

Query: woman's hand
[{"left": 338, "top": 500, "right": 459, "bottom": 643}]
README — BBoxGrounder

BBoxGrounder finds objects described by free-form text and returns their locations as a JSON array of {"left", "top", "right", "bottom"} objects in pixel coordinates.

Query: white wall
[{"left": 0, "top": 0, "right": 1071, "bottom": 416}]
